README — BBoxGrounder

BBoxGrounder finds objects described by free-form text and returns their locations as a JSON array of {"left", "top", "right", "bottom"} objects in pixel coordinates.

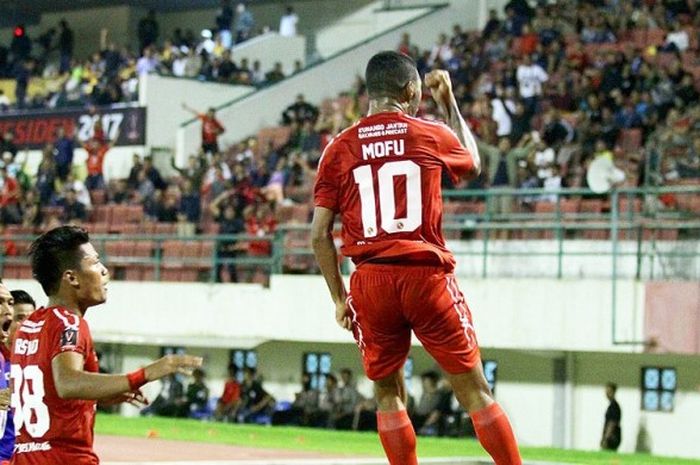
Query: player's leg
[
  {"left": 348, "top": 265, "right": 416, "bottom": 465},
  {"left": 374, "top": 370, "right": 417, "bottom": 465},
  {"left": 447, "top": 365, "right": 521, "bottom": 465},
  {"left": 406, "top": 271, "right": 522, "bottom": 465}
]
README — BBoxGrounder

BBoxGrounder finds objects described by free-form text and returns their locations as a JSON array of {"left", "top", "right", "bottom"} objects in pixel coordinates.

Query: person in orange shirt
[{"left": 82, "top": 132, "right": 117, "bottom": 191}]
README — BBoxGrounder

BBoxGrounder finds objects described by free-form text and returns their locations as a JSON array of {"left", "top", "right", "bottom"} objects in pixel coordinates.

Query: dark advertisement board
[{"left": 0, "top": 106, "right": 146, "bottom": 149}]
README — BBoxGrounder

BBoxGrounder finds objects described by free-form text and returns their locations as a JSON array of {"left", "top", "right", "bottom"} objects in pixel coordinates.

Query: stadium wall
[
  {"left": 139, "top": 75, "right": 254, "bottom": 150},
  {"left": 4, "top": 276, "right": 699, "bottom": 457}
]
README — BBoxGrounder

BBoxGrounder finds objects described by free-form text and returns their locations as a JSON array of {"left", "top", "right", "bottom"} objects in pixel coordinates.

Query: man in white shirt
[
  {"left": 279, "top": 6, "right": 299, "bottom": 37},
  {"left": 516, "top": 54, "right": 548, "bottom": 118},
  {"left": 664, "top": 22, "right": 688, "bottom": 52},
  {"left": 491, "top": 87, "right": 516, "bottom": 138}
]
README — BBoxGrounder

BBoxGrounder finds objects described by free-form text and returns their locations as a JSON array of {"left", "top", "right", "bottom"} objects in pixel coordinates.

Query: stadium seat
[
  {"left": 619, "top": 129, "right": 642, "bottom": 152},
  {"left": 90, "top": 190, "right": 107, "bottom": 206},
  {"left": 126, "top": 205, "right": 144, "bottom": 224},
  {"left": 93, "top": 205, "right": 113, "bottom": 225},
  {"left": 155, "top": 223, "right": 177, "bottom": 235}
]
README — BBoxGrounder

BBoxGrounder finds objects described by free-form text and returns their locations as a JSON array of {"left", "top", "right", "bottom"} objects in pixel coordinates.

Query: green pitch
[{"left": 95, "top": 414, "right": 699, "bottom": 465}]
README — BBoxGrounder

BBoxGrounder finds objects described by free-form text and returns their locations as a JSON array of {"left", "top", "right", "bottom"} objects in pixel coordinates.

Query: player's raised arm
[
  {"left": 425, "top": 70, "right": 481, "bottom": 178},
  {"left": 310, "top": 206, "right": 350, "bottom": 331},
  {"left": 52, "top": 351, "right": 202, "bottom": 400}
]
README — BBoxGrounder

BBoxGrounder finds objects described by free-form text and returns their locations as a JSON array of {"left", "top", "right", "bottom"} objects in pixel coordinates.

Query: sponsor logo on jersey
[
  {"left": 14, "top": 441, "right": 52, "bottom": 453},
  {"left": 60, "top": 328, "right": 78, "bottom": 349}
]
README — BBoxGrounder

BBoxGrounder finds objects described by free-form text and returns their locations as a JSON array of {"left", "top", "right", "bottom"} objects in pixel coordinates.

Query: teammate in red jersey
[
  {"left": 10, "top": 226, "right": 202, "bottom": 465},
  {"left": 312, "top": 51, "right": 521, "bottom": 465}
]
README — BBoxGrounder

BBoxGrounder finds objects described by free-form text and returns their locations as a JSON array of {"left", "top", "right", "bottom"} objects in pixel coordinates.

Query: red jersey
[
  {"left": 10, "top": 307, "right": 99, "bottom": 465},
  {"left": 86, "top": 144, "right": 108, "bottom": 176},
  {"left": 220, "top": 380, "right": 241, "bottom": 405},
  {"left": 198, "top": 114, "right": 224, "bottom": 144},
  {"left": 0, "top": 177, "right": 19, "bottom": 206},
  {"left": 314, "top": 112, "right": 474, "bottom": 270}
]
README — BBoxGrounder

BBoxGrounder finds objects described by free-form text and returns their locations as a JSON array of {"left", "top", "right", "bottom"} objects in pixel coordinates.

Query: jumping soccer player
[
  {"left": 0, "top": 284, "right": 36, "bottom": 465},
  {"left": 10, "top": 226, "right": 202, "bottom": 465},
  {"left": 311, "top": 51, "right": 521, "bottom": 465}
]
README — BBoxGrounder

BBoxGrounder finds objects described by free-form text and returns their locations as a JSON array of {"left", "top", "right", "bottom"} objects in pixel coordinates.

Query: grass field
[{"left": 95, "top": 414, "right": 700, "bottom": 465}]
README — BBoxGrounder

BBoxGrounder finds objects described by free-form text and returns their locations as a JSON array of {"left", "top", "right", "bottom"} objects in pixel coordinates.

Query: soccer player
[
  {"left": 10, "top": 226, "right": 202, "bottom": 465},
  {"left": 311, "top": 51, "right": 522, "bottom": 465},
  {"left": 0, "top": 290, "right": 36, "bottom": 464}
]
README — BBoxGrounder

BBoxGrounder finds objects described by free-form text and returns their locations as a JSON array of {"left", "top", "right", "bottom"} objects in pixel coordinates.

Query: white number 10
[{"left": 352, "top": 160, "right": 422, "bottom": 238}]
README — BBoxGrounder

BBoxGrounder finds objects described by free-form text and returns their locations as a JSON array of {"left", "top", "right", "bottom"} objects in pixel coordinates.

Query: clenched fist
[{"left": 425, "top": 70, "right": 455, "bottom": 109}]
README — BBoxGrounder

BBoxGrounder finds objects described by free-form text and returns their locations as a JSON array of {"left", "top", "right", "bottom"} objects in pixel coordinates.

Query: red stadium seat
[{"left": 619, "top": 129, "right": 643, "bottom": 152}]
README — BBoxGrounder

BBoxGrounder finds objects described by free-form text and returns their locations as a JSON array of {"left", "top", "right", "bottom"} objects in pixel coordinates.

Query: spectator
[
  {"left": 282, "top": 94, "right": 319, "bottom": 125},
  {"left": 62, "top": 172, "right": 91, "bottom": 209},
  {"left": 601, "top": 382, "right": 622, "bottom": 451},
  {"left": 35, "top": 148, "right": 56, "bottom": 206},
  {"left": 185, "top": 369, "right": 210, "bottom": 418},
  {"left": 136, "top": 46, "right": 158, "bottom": 76},
  {"left": 83, "top": 133, "right": 116, "bottom": 191},
  {"left": 251, "top": 60, "right": 265, "bottom": 86},
  {"left": 215, "top": 363, "right": 242, "bottom": 422},
  {"left": 60, "top": 189, "right": 87, "bottom": 224},
  {"left": 333, "top": 369, "right": 361, "bottom": 430},
  {"left": 239, "top": 367, "right": 275, "bottom": 423},
  {"left": 138, "top": 9, "right": 159, "bottom": 52},
  {"left": 397, "top": 32, "right": 412, "bottom": 56},
  {"left": 141, "top": 374, "right": 186, "bottom": 417},
  {"left": 271, "top": 373, "right": 319, "bottom": 426},
  {"left": 0, "top": 132, "right": 17, "bottom": 160},
  {"left": 156, "top": 195, "right": 179, "bottom": 223},
  {"left": 314, "top": 373, "right": 339, "bottom": 428},
  {"left": 178, "top": 179, "right": 200, "bottom": 232},
  {"left": 279, "top": 6, "right": 299, "bottom": 37},
  {"left": 0, "top": 167, "right": 21, "bottom": 224},
  {"left": 516, "top": 54, "right": 548, "bottom": 118},
  {"left": 216, "top": 50, "right": 238, "bottom": 83},
  {"left": 20, "top": 190, "right": 42, "bottom": 228},
  {"left": 429, "top": 33, "right": 454, "bottom": 66},
  {"left": 411, "top": 371, "right": 444, "bottom": 435},
  {"left": 109, "top": 179, "right": 130, "bottom": 204},
  {"left": 482, "top": 9, "right": 501, "bottom": 38},
  {"left": 216, "top": 0, "right": 234, "bottom": 49},
  {"left": 264, "top": 62, "right": 285, "bottom": 85},
  {"left": 234, "top": 3, "right": 255, "bottom": 44},
  {"left": 142, "top": 156, "right": 167, "bottom": 191},
  {"left": 14, "top": 59, "right": 32, "bottom": 109},
  {"left": 663, "top": 21, "right": 689, "bottom": 53},
  {"left": 58, "top": 19, "right": 74, "bottom": 73},
  {"left": 53, "top": 127, "right": 74, "bottom": 182},
  {"left": 127, "top": 154, "right": 144, "bottom": 189},
  {"left": 210, "top": 194, "right": 244, "bottom": 282},
  {"left": 182, "top": 103, "right": 225, "bottom": 155}
]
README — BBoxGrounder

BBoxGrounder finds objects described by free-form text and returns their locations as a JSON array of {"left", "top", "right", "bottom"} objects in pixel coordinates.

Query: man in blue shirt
[{"left": 54, "top": 126, "right": 74, "bottom": 182}]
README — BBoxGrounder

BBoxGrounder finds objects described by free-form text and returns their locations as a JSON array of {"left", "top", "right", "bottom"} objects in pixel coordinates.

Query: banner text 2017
[{"left": 0, "top": 106, "right": 146, "bottom": 149}]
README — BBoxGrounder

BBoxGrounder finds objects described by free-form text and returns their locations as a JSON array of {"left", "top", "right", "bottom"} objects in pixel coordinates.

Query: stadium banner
[{"left": 0, "top": 105, "right": 146, "bottom": 149}]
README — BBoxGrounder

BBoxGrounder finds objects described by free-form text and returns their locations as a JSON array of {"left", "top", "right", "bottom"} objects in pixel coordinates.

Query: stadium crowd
[
  {"left": 0, "top": 0, "right": 698, "bottom": 281},
  {"left": 0, "top": 2, "right": 299, "bottom": 111},
  {"left": 141, "top": 364, "right": 473, "bottom": 438}
]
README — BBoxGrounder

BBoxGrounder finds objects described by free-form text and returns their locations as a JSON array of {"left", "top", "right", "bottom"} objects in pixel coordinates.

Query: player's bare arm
[
  {"left": 425, "top": 70, "right": 481, "bottom": 177},
  {"left": 310, "top": 206, "right": 351, "bottom": 331},
  {"left": 0, "top": 387, "right": 9, "bottom": 410},
  {"left": 52, "top": 351, "right": 202, "bottom": 400}
]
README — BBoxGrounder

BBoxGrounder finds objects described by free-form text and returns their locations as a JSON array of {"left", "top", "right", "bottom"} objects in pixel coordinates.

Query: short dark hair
[
  {"left": 29, "top": 226, "right": 90, "bottom": 295},
  {"left": 326, "top": 373, "right": 338, "bottom": 384},
  {"left": 365, "top": 51, "right": 418, "bottom": 100},
  {"left": 606, "top": 382, "right": 618, "bottom": 393},
  {"left": 10, "top": 290, "right": 35, "bottom": 308}
]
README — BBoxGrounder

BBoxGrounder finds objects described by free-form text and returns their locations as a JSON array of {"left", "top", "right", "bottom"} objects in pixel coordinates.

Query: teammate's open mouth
[{"left": 1, "top": 319, "right": 11, "bottom": 333}]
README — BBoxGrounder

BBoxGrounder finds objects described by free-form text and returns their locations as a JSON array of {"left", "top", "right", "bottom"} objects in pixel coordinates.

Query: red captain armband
[{"left": 127, "top": 368, "right": 147, "bottom": 391}]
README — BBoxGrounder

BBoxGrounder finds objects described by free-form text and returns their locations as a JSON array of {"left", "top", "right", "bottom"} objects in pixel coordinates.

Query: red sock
[
  {"left": 471, "top": 402, "right": 522, "bottom": 465},
  {"left": 376, "top": 409, "right": 418, "bottom": 465}
]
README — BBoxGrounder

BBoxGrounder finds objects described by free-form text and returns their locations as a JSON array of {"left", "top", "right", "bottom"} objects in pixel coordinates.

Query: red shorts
[
  {"left": 348, "top": 264, "right": 481, "bottom": 381},
  {"left": 11, "top": 450, "right": 98, "bottom": 465}
]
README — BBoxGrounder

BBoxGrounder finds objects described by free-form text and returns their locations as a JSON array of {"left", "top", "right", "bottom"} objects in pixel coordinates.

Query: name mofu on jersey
[{"left": 361, "top": 138, "right": 405, "bottom": 161}]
